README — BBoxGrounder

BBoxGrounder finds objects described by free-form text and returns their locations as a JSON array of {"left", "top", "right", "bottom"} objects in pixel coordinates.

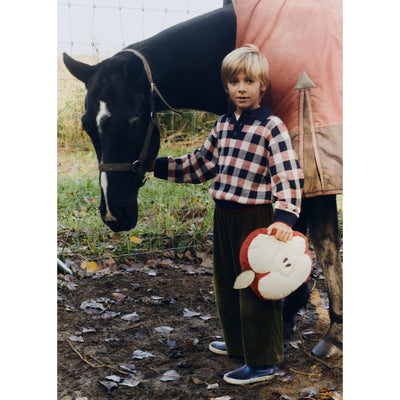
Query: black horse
[{"left": 63, "top": 2, "right": 342, "bottom": 358}]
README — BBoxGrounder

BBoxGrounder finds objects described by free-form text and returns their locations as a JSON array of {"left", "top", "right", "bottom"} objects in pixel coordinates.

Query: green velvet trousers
[{"left": 213, "top": 204, "right": 283, "bottom": 367}]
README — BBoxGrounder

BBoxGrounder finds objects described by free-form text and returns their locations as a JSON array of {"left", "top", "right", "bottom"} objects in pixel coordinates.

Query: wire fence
[{"left": 57, "top": 1, "right": 223, "bottom": 263}]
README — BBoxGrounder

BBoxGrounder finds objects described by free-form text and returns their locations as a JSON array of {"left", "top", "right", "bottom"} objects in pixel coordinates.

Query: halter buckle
[{"left": 131, "top": 160, "right": 143, "bottom": 173}]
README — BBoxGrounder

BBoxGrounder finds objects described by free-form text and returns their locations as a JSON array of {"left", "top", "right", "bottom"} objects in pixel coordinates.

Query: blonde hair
[{"left": 221, "top": 44, "right": 269, "bottom": 91}]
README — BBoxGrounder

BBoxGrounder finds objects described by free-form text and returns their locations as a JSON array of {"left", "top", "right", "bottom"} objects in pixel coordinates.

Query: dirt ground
[{"left": 57, "top": 251, "right": 342, "bottom": 400}]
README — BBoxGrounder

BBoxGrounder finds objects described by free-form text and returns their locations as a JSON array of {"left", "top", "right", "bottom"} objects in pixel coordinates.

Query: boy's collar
[{"left": 227, "top": 105, "right": 273, "bottom": 121}]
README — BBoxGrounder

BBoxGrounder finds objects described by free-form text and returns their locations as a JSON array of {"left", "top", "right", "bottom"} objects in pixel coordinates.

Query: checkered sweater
[{"left": 154, "top": 106, "right": 304, "bottom": 226}]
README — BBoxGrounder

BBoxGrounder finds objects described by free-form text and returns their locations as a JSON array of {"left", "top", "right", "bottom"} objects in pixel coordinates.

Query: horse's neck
[{"left": 134, "top": 5, "right": 236, "bottom": 115}]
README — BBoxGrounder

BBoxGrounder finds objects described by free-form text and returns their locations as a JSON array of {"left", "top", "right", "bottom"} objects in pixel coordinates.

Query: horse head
[{"left": 63, "top": 51, "right": 160, "bottom": 232}]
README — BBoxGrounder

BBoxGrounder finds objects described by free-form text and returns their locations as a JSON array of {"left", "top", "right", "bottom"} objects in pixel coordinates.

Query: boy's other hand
[{"left": 267, "top": 222, "right": 293, "bottom": 242}]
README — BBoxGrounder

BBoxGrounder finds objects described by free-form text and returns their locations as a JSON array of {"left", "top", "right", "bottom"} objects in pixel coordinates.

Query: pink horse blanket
[{"left": 233, "top": 0, "right": 342, "bottom": 197}]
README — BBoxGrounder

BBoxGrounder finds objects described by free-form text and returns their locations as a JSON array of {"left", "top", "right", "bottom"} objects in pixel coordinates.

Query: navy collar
[{"left": 226, "top": 105, "right": 273, "bottom": 122}]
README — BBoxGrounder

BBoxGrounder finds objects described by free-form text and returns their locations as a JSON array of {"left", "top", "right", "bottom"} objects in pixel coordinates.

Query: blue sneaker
[
  {"left": 209, "top": 341, "right": 228, "bottom": 355},
  {"left": 223, "top": 364, "right": 275, "bottom": 385}
]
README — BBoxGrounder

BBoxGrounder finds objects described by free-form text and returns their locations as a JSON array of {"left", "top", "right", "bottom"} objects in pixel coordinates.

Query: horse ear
[{"left": 63, "top": 52, "right": 95, "bottom": 84}]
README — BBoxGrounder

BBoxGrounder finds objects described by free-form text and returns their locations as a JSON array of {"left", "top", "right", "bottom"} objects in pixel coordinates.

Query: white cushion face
[
  {"left": 236, "top": 231, "right": 312, "bottom": 300},
  {"left": 247, "top": 234, "right": 276, "bottom": 273}
]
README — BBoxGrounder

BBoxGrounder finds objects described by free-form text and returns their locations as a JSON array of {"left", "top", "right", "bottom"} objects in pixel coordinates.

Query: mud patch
[{"left": 58, "top": 257, "right": 342, "bottom": 399}]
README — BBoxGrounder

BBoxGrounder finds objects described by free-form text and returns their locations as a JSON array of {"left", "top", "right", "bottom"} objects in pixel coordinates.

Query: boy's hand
[{"left": 267, "top": 222, "right": 293, "bottom": 242}]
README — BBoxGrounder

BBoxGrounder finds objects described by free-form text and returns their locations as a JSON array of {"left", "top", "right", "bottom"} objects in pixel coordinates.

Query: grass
[{"left": 57, "top": 143, "right": 215, "bottom": 261}]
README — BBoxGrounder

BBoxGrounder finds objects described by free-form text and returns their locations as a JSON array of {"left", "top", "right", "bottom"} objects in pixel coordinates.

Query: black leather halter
[{"left": 98, "top": 48, "right": 181, "bottom": 186}]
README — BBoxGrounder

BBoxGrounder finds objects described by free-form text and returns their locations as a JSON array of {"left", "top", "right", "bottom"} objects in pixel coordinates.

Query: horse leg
[
  {"left": 308, "top": 195, "right": 343, "bottom": 358},
  {"left": 283, "top": 200, "right": 310, "bottom": 338}
]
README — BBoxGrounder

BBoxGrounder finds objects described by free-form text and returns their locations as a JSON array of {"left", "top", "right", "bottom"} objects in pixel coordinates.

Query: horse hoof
[{"left": 311, "top": 339, "right": 342, "bottom": 359}]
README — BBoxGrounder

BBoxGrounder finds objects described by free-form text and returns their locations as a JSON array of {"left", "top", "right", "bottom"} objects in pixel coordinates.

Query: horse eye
[{"left": 128, "top": 116, "right": 143, "bottom": 131}]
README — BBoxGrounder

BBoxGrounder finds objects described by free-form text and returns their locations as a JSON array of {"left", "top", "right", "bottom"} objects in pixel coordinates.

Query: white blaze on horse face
[
  {"left": 96, "top": 101, "right": 111, "bottom": 133},
  {"left": 97, "top": 101, "right": 116, "bottom": 222},
  {"left": 100, "top": 172, "right": 117, "bottom": 222}
]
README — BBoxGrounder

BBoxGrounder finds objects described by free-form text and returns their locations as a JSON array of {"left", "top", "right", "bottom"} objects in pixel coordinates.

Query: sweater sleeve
[
  {"left": 266, "top": 117, "right": 304, "bottom": 227},
  {"left": 154, "top": 124, "right": 219, "bottom": 184}
]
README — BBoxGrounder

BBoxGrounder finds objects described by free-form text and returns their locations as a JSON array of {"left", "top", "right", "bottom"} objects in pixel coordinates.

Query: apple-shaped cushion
[{"left": 234, "top": 229, "right": 312, "bottom": 300}]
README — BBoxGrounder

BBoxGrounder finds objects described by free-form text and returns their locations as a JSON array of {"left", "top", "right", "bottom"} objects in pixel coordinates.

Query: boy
[{"left": 149, "top": 45, "right": 303, "bottom": 385}]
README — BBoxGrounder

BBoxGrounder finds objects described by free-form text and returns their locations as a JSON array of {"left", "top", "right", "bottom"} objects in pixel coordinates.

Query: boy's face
[{"left": 226, "top": 71, "right": 266, "bottom": 115}]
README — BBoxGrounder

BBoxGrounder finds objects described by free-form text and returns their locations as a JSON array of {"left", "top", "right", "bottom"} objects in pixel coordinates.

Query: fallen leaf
[
  {"left": 200, "top": 255, "right": 213, "bottom": 269},
  {"left": 141, "top": 296, "right": 162, "bottom": 305},
  {"left": 81, "top": 261, "right": 99, "bottom": 273},
  {"left": 84, "top": 196, "right": 95, "bottom": 205},
  {"left": 112, "top": 292, "right": 126, "bottom": 303},
  {"left": 120, "top": 364, "right": 136, "bottom": 373},
  {"left": 80, "top": 300, "right": 105, "bottom": 314},
  {"left": 289, "top": 340, "right": 301, "bottom": 349},
  {"left": 121, "top": 373, "right": 142, "bottom": 387},
  {"left": 66, "top": 282, "right": 77, "bottom": 291},
  {"left": 192, "top": 377, "right": 203, "bottom": 384},
  {"left": 281, "top": 374, "right": 293, "bottom": 382},
  {"left": 298, "top": 387, "right": 320, "bottom": 397},
  {"left": 99, "top": 380, "right": 118, "bottom": 391},
  {"left": 79, "top": 326, "right": 96, "bottom": 334},
  {"left": 183, "top": 308, "right": 201, "bottom": 317},
  {"left": 73, "top": 210, "right": 86, "bottom": 218},
  {"left": 207, "top": 383, "right": 219, "bottom": 390},
  {"left": 105, "top": 337, "right": 119, "bottom": 343},
  {"left": 104, "top": 257, "right": 117, "bottom": 271},
  {"left": 132, "top": 350, "right": 156, "bottom": 359},
  {"left": 329, "top": 391, "right": 343, "bottom": 400},
  {"left": 184, "top": 337, "right": 199, "bottom": 351},
  {"left": 69, "top": 335, "right": 84, "bottom": 342},
  {"left": 211, "top": 396, "right": 232, "bottom": 400},
  {"left": 184, "top": 250, "right": 197, "bottom": 261},
  {"left": 121, "top": 312, "right": 141, "bottom": 322},
  {"left": 160, "top": 370, "right": 181, "bottom": 381},
  {"left": 154, "top": 326, "right": 174, "bottom": 335},
  {"left": 99, "top": 311, "right": 121, "bottom": 319},
  {"left": 146, "top": 258, "right": 161, "bottom": 268},
  {"left": 159, "top": 258, "right": 174, "bottom": 267},
  {"left": 180, "top": 264, "right": 195, "bottom": 274},
  {"left": 130, "top": 236, "right": 143, "bottom": 244},
  {"left": 110, "top": 232, "right": 122, "bottom": 241},
  {"left": 105, "top": 375, "right": 121, "bottom": 383}
]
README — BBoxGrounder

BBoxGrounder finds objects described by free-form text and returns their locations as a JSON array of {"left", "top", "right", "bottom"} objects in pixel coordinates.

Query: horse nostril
[
  {"left": 285, "top": 263, "right": 292, "bottom": 268},
  {"left": 283, "top": 257, "right": 288, "bottom": 263}
]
